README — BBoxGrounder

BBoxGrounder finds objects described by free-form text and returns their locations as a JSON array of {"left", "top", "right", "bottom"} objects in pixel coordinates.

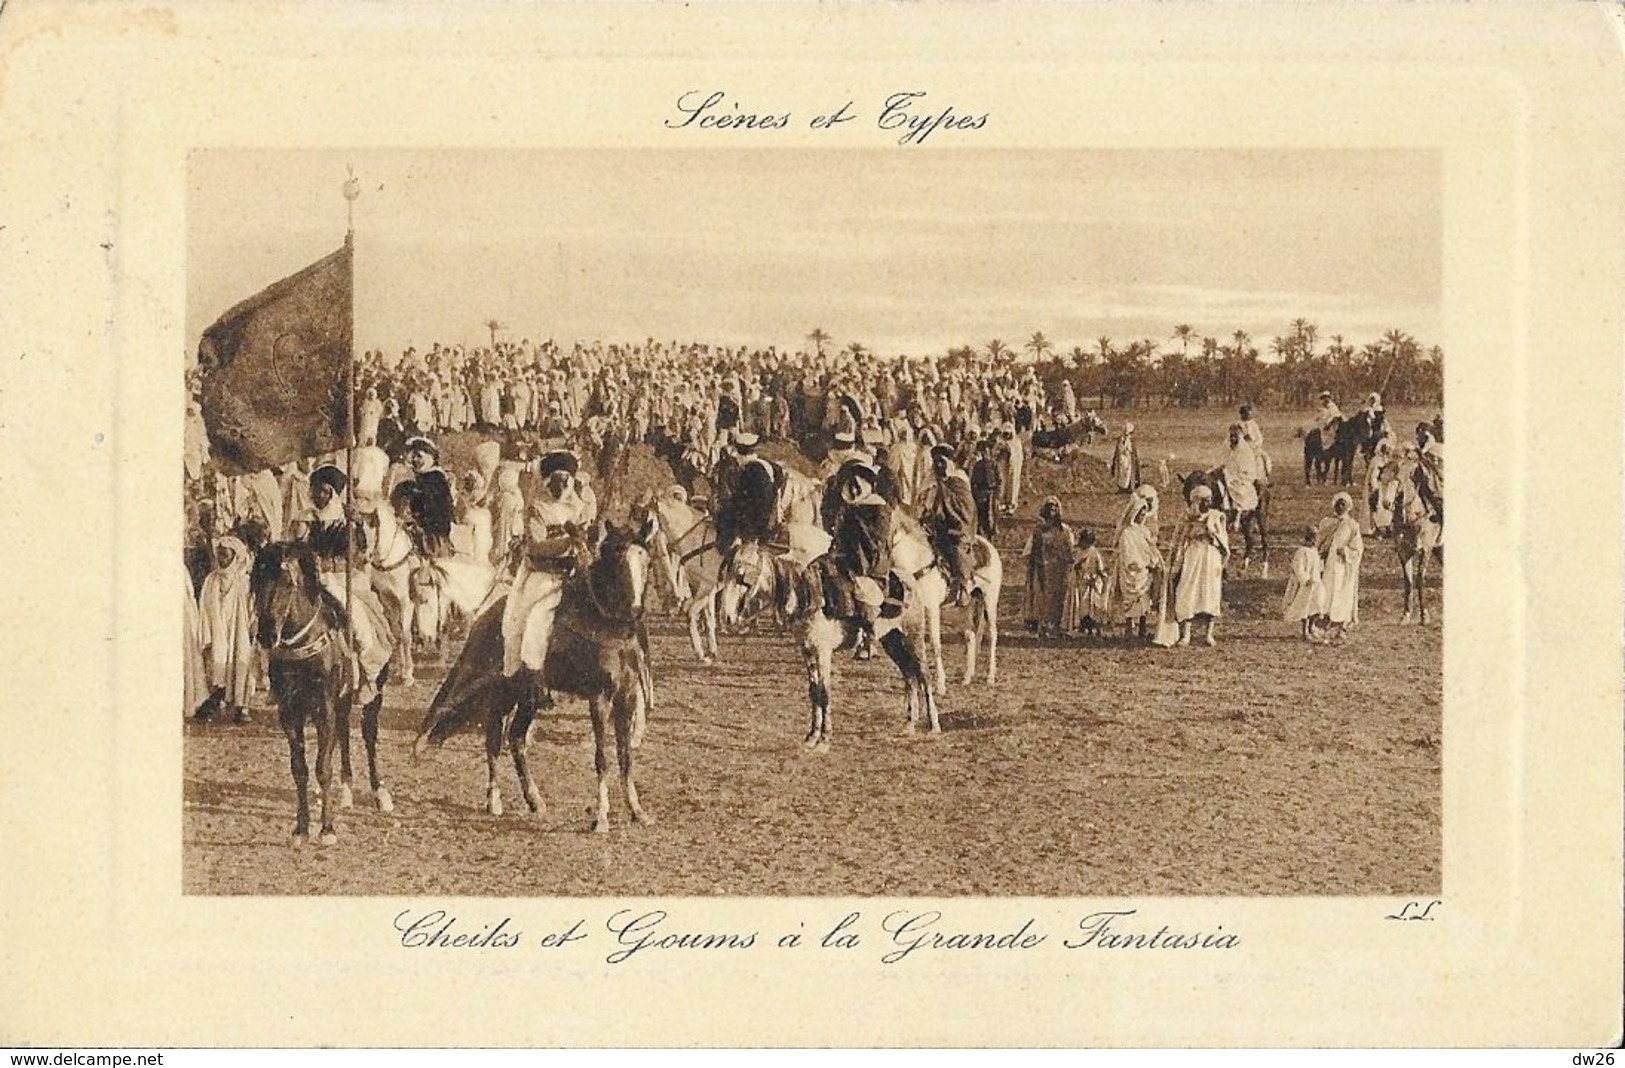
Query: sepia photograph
[
  {"left": 5, "top": 0, "right": 1619, "bottom": 1048},
  {"left": 183, "top": 147, "right": 1445, "bottom": 896}
]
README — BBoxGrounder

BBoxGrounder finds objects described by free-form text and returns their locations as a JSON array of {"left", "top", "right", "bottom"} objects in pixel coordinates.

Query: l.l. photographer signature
[{"left": 1385, "top": 900, "right": 1441, "bottom": 921}]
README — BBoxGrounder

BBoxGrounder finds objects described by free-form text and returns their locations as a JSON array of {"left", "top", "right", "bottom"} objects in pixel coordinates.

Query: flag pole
[{"left": 343, "top": 168, "right": 361, "bottom": 664}]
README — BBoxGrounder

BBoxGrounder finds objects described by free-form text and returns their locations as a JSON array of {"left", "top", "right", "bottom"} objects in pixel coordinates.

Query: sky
[{"left": 188, "top": 148, "right": 1441, "bottom": 359}]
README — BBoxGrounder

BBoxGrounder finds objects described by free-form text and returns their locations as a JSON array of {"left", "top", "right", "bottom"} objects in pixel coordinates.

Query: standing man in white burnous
[{"left": 501, "top": 450, "right": 597, "bottom": 711}]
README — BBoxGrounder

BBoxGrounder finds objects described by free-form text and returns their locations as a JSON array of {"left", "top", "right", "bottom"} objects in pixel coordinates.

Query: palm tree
[
  {"left": 484, "top": 318, "right": 506, "bottom": 347},
  {"left": 1290, "top": 318, "right": 1318, "bottom": 358},
  {"left": 1025, "top": 331, "right": 1053, "bottom": 361},
  {"left": 843, "top": 340, "right": 868, "bottom": 359},
  {"left": 985, "top": 338, "right": 1010, "bottom": 361},
  {"left": 1171, "top": 323, "right": 1195, "bottom": 357},
  {"left": 806, "top": 327, "right": 830, "bottom": 358}
]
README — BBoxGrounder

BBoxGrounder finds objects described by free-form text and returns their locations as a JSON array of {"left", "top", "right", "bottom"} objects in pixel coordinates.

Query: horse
[
  {"left": 1303, "top": 413, "right": 1373, "bottom": 487},
  {"left": 1392, "top": 472, "right": 1443, "bottom": 624},
  {"left": 715, "top": 539, "right": 938, "bottom": 748},
  {"left": 368, "top": 502, "right": 496, "bottom": 678},
  {"left": 635, "top": 489, "right": 726, "bottom": 661},
  {"left": 366, "top": 501, "right": 421, "bottom": 685},
  {"left": 1030, "top": 411, "right": 1108, "bottom": 457},
  {"left": 250, "top": 542, "right": 393, "bottom": 846},
  {"left": 413, "top": 519, "right": 659, "bottom": 832},
  {"left": 1181, "top": 468, "right": 1269, "bottom": 573},
  {"left": 888, "top": 511, "right": 1003, "bottom": 690}
]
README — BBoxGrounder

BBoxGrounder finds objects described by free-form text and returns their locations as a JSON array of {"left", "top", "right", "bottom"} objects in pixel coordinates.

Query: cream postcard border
[{"left": 0, "top": 1, "right": 1620, "bottom": 1048}]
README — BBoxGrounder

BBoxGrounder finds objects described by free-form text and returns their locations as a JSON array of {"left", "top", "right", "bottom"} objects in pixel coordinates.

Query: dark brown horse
[
  {"left": 414, "top": 518, "right": 658, "bottom": 832},
  {"left": 250, "top": 542, "right": 392, "bottom": 846},
  {"left": 1303, "top": 412, "right": 1375, "bottom": 486}
]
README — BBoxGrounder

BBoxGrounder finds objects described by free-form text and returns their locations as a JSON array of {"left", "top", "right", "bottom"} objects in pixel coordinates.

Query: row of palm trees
[{"left": 805, "top": 319, "right": 1444, "bottom": 409}]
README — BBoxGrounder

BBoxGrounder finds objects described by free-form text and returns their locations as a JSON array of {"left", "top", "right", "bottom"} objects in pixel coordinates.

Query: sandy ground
[{"left": 184, "top": 406, "right": 1442, "bottom": 896}]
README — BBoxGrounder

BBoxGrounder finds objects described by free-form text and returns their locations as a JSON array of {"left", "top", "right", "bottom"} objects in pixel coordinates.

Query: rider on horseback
[
  {"left": 1413, "top": 422, "right": 1444, "bottom": 533},
  {"left": 716, "top": 431, "right": 783, "bottom": 559},
  {"left": 305, "top": 464, "right": 394, "bottom": 703},
  {"left": 500, "top": 450, "right": 596, "bottom": 710},
  {"left": 401, "top": 436, "right": 455, "bottom": 559},
  {"left": 824, "top": 460, "right": 898, "bottom": 638},
  {"left": 920, "top": 443, "right": 977, "bottom": 607}
]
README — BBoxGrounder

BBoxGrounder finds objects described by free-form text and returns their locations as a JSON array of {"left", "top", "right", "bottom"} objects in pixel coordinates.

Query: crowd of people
[{"left": 182, "top": 336, "right": 1444, "bottom": 719}]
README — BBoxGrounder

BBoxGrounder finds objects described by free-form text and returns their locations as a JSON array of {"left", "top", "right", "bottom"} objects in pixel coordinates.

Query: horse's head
[
  {"left": 717, "top": 538, "right": 772, "bottom": 627},
  {"left": 586, "top": 517, "right": 658, "bottom": 627},
  {"left": 250, "top": 541, "right": 323, "bottom": 648}
]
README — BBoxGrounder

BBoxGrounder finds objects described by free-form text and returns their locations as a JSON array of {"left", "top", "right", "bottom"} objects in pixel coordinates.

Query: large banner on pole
[{"left": 197, "top": 237, "right": 352, "bottom": 474}]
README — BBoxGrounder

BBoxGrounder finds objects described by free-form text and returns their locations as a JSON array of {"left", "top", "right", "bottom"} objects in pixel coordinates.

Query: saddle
[{"left": 811, "top": 558, "right": 907, "bottom": 623}]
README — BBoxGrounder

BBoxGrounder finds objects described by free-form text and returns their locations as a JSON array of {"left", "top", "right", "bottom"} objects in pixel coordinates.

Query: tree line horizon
[{"left": 799, "top": 318, "right": 1443, "bottom": 411}]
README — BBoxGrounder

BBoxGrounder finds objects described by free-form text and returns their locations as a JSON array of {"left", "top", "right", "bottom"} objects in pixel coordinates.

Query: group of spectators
[{"left": 182, "top": 334, "right": 1446, "bottom": 719}]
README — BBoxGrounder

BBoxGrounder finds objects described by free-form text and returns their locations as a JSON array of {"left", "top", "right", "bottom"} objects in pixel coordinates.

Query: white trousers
[{"left": 501, "top": 560, "right": 566, "bottom": 677}]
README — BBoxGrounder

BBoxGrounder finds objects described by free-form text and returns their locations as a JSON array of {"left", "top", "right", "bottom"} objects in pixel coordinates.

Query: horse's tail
[{"left": 414, "top": 598, "right": 510, "bottom": 755}]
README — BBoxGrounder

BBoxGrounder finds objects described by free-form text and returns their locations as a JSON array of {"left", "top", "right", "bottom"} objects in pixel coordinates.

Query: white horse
[
  {"left": 716, "top": 538, "right": 939, "bottom": 748},
  {"left": 370, "top": 503, "right": 496, "bottom": 683},
  {"left": 776, "top": 465, "right": 1003, "bottom": 691},
  {"left": 887, "top": 511, "right": 1003, "bottom": 693},
  {"left": 637, "top": 489, "right": 725, "bottom": 662},
  {"left": 367, "top": 504, "right": 420, "bottom": 686}
]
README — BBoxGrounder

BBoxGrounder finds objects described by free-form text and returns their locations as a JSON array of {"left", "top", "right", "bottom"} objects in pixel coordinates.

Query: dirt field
[{"left": 184, "top": 406, "right": 1441, "bottom": 896}]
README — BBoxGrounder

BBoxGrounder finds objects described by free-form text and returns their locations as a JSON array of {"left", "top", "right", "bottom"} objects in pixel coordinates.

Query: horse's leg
[
  {"left": 705, "top": 591, "right": 721, "bottom": 660},
  {"left": 802, "top": 638, "right": 834, "bottom": 749},
  {"left": 314, "top": 696, "right": 338, "bottom": 846},
  {"left": 687, "top": 597, "right": 711, "bottom": 663},
  {"left": 509, "top": 680, "right": 545, "bottom": 815},
  {"left": 927, "top": 597, "right": 946, "bottom": 694},
  {"left": 335, "top": 688, "right": 355, "bottom": 810},
  {"left": 983, "top": 586, "right": 1000, "bottom": 686},
  {"left": 1418, "top": 548, "right": 1429, "bottom": 625},
  {"left": 882, "top": 628, "right": 936, "bottom": 736},
  {"left": 285, "top": 709, "right": 310, "bottom": 843},
  {"left": 963, "top": 590, "right": 980, "bottom": 685},
  {"left": 1257, "top": 503, "right": 1270, "bottom": 577},
  {"left": 589, "top": 695, "right": 612, "bottom": 833},
  {"left": 484, "top": 707, "right": 506, "bottom": 816},
  {"left": 1399, "top": 545, "right": 1416, "bottom": 624},
  {"left": 363, "top": 689, "right": 392, "bottom": 813},
  {"left": 395, "top": 591, "right": 417, "bottom": 687},
  {"left": 613, "top": 687, "right": 650, "bottom": 825}
]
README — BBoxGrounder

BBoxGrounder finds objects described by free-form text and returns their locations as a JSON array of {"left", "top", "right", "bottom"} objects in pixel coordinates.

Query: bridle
[
  {"left": 583, "top": 543, "right": 648, "bottom": 629},
  {"left": 371, "top": 509, "right": 414, "bottom": 572},
  {"left": 267, "top": 586, "right": 334, "bottom": 662}
]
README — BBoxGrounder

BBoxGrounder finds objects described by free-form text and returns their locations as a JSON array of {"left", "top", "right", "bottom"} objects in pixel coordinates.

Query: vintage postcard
[{"left": 1, "top": 0, "right": 1621, "bottom": 1049}]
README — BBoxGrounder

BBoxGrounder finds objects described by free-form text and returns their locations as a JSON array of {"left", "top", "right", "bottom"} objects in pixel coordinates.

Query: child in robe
[
  {"left": 1281, "top": 526, "right": 1326, "bottom": 641},
  {"left": 1066, "top": 529, "right": 1111, "bottom": 638}
]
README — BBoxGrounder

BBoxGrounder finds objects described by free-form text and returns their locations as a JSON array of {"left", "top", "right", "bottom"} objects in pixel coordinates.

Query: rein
[
  {"left": 578, "top": 553, "right": 645, "bottom": 632},
  {"left": 678, "top": 540, "right": 718, "bottom": 566},
  {"left": 268, "top": 595, "right": 334, "bottom": 662}
]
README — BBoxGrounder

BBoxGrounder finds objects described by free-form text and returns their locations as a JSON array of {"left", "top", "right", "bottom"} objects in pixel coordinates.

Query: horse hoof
[
  {"left": 291, "top": 832, "right": 308, "bottom": 848},
  {"left": 337, "top": 784, "right": 355, "bottom": 809},
  {"left": 486, "top": 790, "right": 504, "bottom": 817},
  {"left": 631, "top": 809, "right": 655, "bottom": 827},
  {"left": 813, "top": 738, "right": 831, "bottom": 753},
  {"left": 375, "top": 786, "right": 394, "bottom": 814},
  {"left": 318, "top": 831, "right": 338, "bottom": 847},
  {"left": 592, "top": 819, "right": 611, "bottom": 834}
]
